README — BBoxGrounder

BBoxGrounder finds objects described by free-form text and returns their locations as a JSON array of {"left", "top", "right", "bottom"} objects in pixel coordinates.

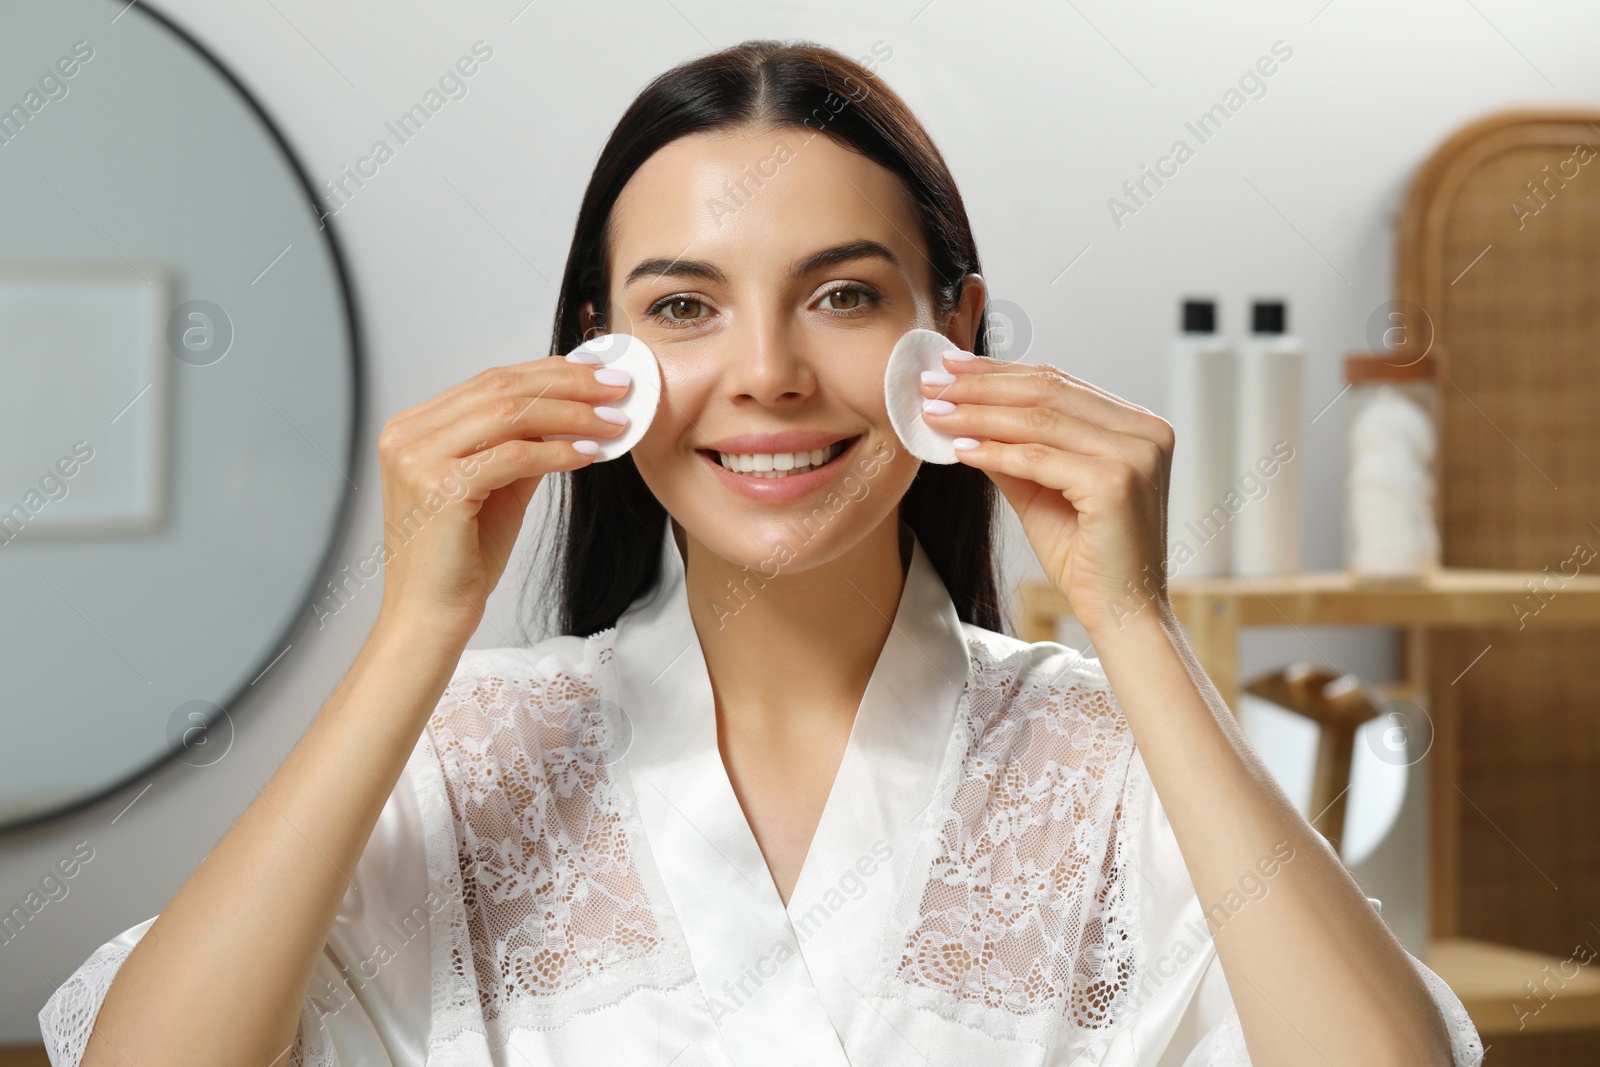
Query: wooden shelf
[
  {"left": 1016, "top": 566, "right": 1600, "bottom": 716},
  {"left": 1427, "top": 937, "right": 1600, "bottom": 1034},
  {"left": 1020, "top": 566, "right": 1600, "bottom": 631}
]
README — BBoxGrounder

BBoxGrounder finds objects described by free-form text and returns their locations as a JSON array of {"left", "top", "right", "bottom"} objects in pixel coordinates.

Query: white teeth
[{"left": 715, "top": 441, "right": 848, "bottom": 477}]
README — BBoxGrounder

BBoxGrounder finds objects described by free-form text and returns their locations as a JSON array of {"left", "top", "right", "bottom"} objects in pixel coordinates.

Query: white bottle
[
  {"left": 1165, "top": 298, "right": 1236, "bottom": 579},
  {"left": 1230, "top": 299, "right": 1306, "bottom": 577}
]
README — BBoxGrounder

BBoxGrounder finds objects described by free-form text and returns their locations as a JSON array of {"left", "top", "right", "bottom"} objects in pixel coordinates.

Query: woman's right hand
[
  {"left": 373, "top": 353, "right": 632, "bottom": 643},
  {"left": 69, "top": 360, "right": 632, "bottom": 1067}
]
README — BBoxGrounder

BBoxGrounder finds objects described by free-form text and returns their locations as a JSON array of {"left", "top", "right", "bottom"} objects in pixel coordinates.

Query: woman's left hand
[{"left": 920, "top": 348, "right": 1174, "bottom": 639}]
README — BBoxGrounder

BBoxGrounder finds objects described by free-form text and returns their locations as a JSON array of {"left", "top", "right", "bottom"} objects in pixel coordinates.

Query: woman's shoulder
[
  {"left": 957, "top": 620, "right": 1128, "bottom": 732},
  {"left": 423, "top": 628, "right": 629, "bottom": 799},
  {"left": 445, "top": 629, "right": 606, "bottom": 688},
  {"left": 428, "top": 630, "right": 609, "bottom": 727},
  {"left": 884, "top": 623, "right": 1149, "bottom": 1048}
]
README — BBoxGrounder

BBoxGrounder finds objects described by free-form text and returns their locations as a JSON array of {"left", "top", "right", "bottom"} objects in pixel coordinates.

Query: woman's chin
[{"left": 675, "top": 518, "right": 854, "bottom": 579}]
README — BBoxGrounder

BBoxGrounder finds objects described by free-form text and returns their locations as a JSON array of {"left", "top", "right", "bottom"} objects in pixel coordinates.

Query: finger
[
  {"left": 415, "top": 392, "right": 628, "bottom": 464},
  {"left": 924, "top": 399, "right": 1166, "bottom": 482},
  {"left": 950, "top": 436, "right": 1120, "bottom": 501},
  {"left": 456, "top": 437, "right": 597, "bottom": 502},
  {"left": 396, "top": 357, "right": 628, "bottom": 439},
  {"left": 935, "top": 355, "right": 1162, "bottom": 437},
  {"left": 388, "top": 357, "right": 548, "bottom": 424},
  {"left": 959, "top": 352, "right": 1154, "bottom": 415}
]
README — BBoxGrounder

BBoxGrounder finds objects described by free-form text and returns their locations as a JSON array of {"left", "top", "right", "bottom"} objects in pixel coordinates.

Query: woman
[{"left": 44, "top": 39, "right": 1481, "bottom": 1067}]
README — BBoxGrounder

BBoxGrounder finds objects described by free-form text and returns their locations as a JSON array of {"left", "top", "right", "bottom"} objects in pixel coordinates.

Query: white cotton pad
[
  {"left": 547, "top": 333, "right": 663, "bottom": 461},
  {"left": 885, "top": 327, "right": 963, "bottom": 464}
]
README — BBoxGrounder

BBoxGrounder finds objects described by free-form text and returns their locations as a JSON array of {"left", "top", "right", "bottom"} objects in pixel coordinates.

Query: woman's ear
[
  {"left": 944, "top": 273, "right": 988, "bottom": 353},
  {"left": 579, "top": 300, "right": 607, "bottom": 341}
]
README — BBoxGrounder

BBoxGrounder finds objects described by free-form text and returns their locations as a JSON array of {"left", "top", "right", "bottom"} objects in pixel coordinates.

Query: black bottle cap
[
  {"left": 1181, "top": 299, "right": 1216, "bottom": 334},
  {"left": 1252, "top": 300, "right": 1287, "bottom": 335}
]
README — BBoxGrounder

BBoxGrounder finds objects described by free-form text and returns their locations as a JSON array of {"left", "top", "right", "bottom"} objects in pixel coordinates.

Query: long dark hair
[{"left": 519, "top": 38, "right": 1005, "bottom": 642}]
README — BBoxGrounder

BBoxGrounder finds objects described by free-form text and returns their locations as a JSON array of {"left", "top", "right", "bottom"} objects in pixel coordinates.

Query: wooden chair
[
  {"left": 1239, "top": 661, "right": 1600, "bottom": 1039},
  {"left": 1241, "top": 662, "right": 1378, "bottom": 857}
]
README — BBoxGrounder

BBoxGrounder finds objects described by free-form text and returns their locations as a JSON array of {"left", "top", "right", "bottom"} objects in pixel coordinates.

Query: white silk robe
[{"left": 42, "top": 523, "right": 1484, "bottom": 1066}]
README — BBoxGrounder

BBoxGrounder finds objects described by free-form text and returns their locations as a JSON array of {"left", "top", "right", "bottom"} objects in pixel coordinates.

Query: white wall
[{"left": 5, "top": 0, "right": 1599, "bottom": 1040}]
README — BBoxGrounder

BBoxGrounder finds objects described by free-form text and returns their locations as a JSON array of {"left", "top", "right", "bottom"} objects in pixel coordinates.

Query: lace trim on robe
[
  {"left": 871, "top": 638, "right": 1145, "bottom": 1051},
  {"left": 37, "top": 937, "right": 143, "bottom": 1067},
  {"left": 417, "top": 639, "right": 696, "bottom": 1055}
]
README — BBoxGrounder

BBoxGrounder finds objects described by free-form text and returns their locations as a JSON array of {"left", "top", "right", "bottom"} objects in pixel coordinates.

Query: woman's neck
[{"left": 680, "top": 516, "right": 910, "bottom": 733}]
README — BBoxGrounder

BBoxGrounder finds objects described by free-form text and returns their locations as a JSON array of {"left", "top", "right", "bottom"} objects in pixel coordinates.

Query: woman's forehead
[{"left": 608, "top": 127, "right": 926, "bottom": 289}]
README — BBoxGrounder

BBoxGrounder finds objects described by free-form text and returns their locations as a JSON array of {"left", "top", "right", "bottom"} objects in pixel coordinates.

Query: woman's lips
[{"left": 698, "top": 436, "right": 861, "bottom": 503}]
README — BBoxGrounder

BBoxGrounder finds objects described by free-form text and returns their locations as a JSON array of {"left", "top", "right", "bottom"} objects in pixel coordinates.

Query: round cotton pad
[
  {"left": 885, "top": 328, "right": 964, "bottom": 464},
  {"left": 548, "top": 333, "right": 662, "bottom": 461}
]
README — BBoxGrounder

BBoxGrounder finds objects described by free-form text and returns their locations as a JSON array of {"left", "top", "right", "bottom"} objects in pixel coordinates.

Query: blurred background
[{"left": 2, "top": 0, "right": 1597, "bottom": 1062}]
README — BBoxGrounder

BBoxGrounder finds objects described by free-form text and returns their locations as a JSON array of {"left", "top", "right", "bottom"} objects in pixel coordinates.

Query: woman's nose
[{"left": 719, "top": 316, "right": 815, "bottom": 404}]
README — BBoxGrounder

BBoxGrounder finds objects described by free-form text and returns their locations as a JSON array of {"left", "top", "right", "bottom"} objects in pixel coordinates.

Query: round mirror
[{"left": 0, "top": 0, "right": 360, "bottom": 829}]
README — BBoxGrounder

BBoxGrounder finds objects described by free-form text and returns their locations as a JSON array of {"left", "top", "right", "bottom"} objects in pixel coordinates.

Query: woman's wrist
[
  {"left": 360, "top": 608, "right": 478, "bottom": 712},
  {"left": 300, "top": 607, "right": 473, "bottom": 759},
  {"left": 372, "top": 599, "right": 479, "bottom": 652},
  {"left": 1083, "top": 594, "right": 1179, "bottom": 656}
]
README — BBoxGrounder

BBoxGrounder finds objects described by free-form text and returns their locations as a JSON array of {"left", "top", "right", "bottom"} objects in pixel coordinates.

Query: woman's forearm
[
  {"left": 1089, "top": 602, "right": 1452, "bottom": 1067},
  {"left": 82, "top": 612, "right": 468, "bottom": 1067}
]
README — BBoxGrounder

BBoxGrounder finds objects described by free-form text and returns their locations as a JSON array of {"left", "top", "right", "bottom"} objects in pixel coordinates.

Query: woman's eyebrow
[
  {"left": 621, "top": 239, "right": 903, "bottom": 289},
  {"left": 790, "top": 239, "right": 903, "bottom": 279}
]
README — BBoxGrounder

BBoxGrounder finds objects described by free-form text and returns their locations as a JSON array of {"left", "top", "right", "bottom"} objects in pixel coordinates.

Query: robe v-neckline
[{"left": 612, "top": 521, "right": 971, "bottom": 1065}]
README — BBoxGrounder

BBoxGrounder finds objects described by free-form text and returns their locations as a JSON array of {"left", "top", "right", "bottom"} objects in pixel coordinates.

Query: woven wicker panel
[
  {"left": 1400, "top": 113, "right": 1600, "bottom": 1062},
  {"left": 1437, "top": 145, "right": 1600, "bottom": 567},
  {"left": 1479, "top": 1032, "right": 1600, "bottom": 1067}
]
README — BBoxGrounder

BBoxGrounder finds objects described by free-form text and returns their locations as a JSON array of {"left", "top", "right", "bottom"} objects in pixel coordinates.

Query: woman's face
[{"left": 593, "top": 123, "right": 984, "bottom": 575}]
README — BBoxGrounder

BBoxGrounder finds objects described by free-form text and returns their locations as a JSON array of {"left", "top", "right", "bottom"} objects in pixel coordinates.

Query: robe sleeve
[
  {"left": 1120, "top": 745, "right": 1485, "bottom": 1067},
  {"left": 38, "top": 756, "right": 435, "bottom": 1067},
  {"left": 1169, "top": 952, "right": 1484, "bottom": 1067}
]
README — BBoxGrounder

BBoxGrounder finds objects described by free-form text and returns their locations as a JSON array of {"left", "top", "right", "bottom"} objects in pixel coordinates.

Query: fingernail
[
  {"left": 572, "top": 439, "right": 602, "bottom": 455},
  {"left": 594, "top": 367, "right": 631, "bottom": 386},
  {"left": 945, "top": 349, "right": 976, "bottom": 362},
  {"left": 594, "top": 405, "right": 628, "bottom": 424},
  {"left": 952, "top": 437, "right": 981, "bottom": 450},
  {"left": 567, "top": 350, "right": 603, "bottom": 365},
  {"left": 922, "top": 398, "right": 955, "bottom": 414},
  {"left": 921, "top": 370, "right": 956, "bottom": 386}
]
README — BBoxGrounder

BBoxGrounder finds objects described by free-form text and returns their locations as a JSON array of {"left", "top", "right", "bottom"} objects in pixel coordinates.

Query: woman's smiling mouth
[
  {"left": 696, "top": 433, "right": 862, "bottom": 501},
  {"left": 712, "top": 439, "right": 852, "bottom": 476}
]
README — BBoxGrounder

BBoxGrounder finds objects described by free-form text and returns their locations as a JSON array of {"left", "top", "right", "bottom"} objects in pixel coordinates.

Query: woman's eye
[
  {"left": 645, "top": 284, "right": 880, "bottom": 327},
  {"left": 648, "top": 296, "right": 706, "bottom": 325},
  {"left": 818, "top": 284, "right": 879, "bottom": 313}
]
